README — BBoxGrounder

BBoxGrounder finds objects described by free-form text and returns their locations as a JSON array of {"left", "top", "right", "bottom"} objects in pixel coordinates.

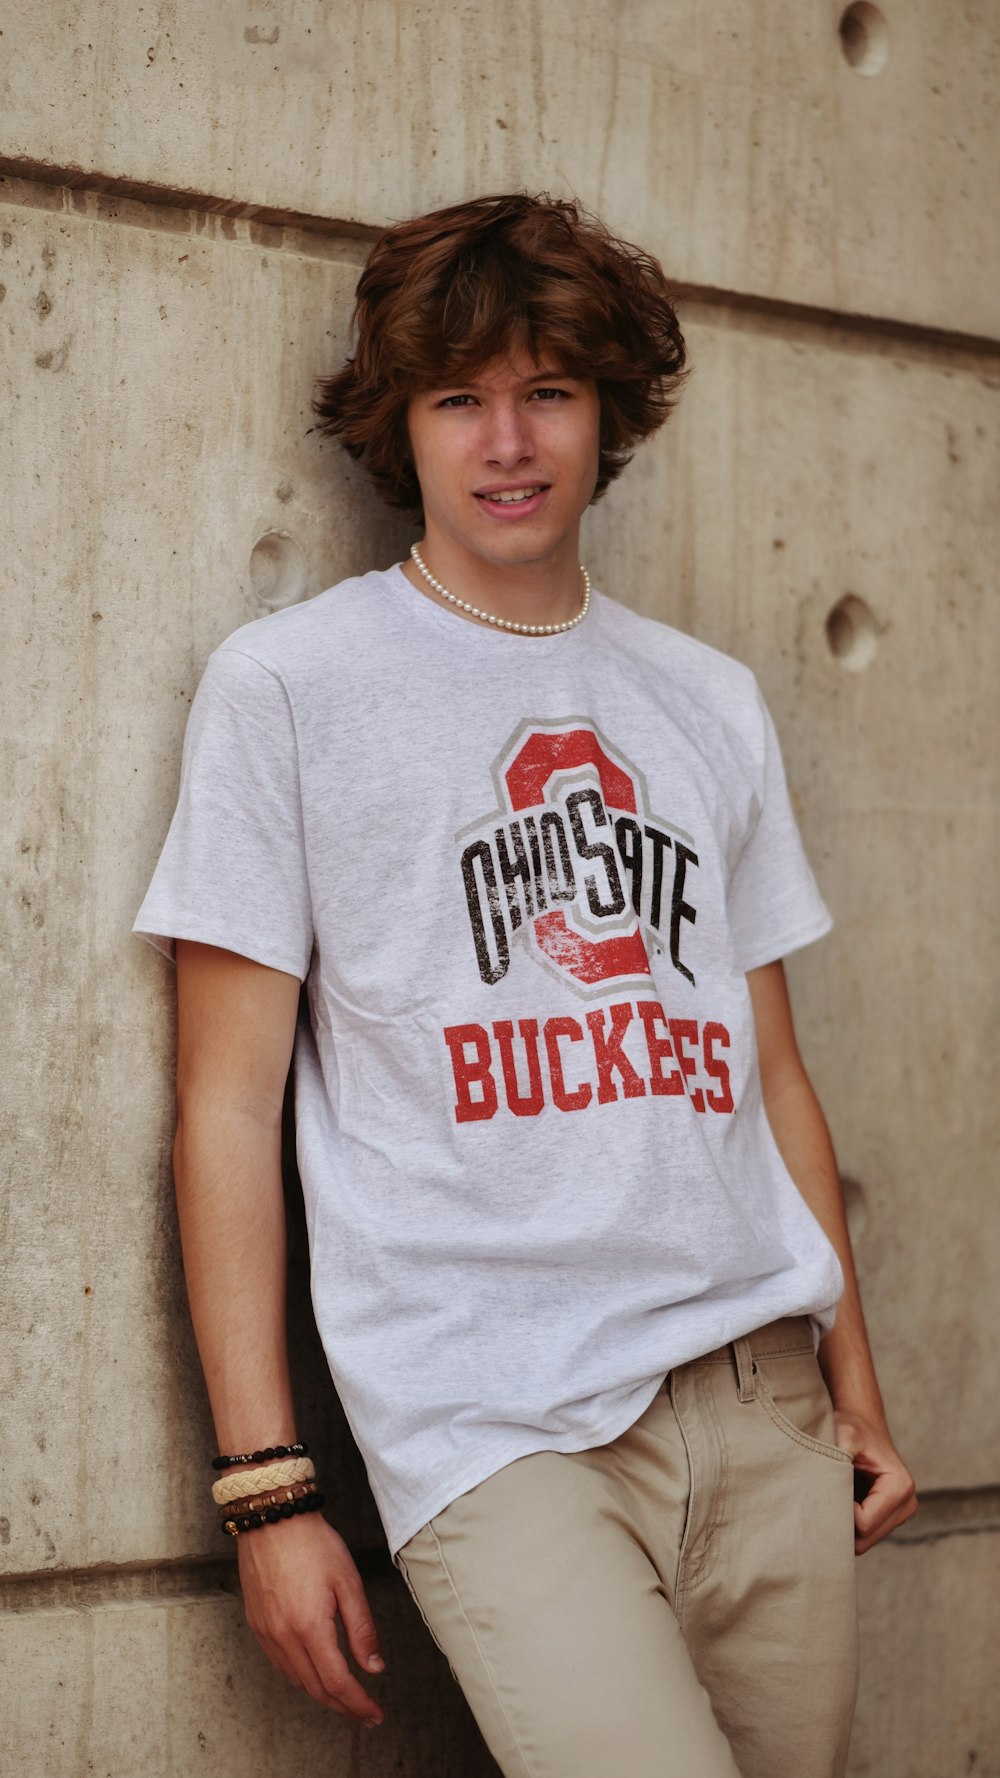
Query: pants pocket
[{"left": 753, "top": 1349, "right": 854, "bottom": 1466}]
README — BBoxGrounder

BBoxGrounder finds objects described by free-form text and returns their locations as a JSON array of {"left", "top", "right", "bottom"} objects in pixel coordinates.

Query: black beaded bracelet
[
  {"left": 211, "top": 1441, "right": 309, "bottom": 1472},
  {"left": 221, "top": 1492, "right": 325, "bottom": 1536}
]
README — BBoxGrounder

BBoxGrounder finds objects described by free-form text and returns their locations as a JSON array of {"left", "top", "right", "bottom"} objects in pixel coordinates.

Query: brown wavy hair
[{"left": 312, "top": 193, "right": 688, "bottom": 518}]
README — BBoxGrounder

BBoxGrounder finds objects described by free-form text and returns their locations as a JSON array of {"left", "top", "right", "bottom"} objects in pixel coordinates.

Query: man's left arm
[{"left": 747, "top": 958, "right": 918, "bottom": 1555}]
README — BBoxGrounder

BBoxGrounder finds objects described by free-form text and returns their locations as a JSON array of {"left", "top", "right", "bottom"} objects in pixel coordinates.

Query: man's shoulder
[
  {"left": 213, "top": 563, "right": 400, "bottom": 681},
  {"left": 595, "top": 591, "right": 761, "bottom": 707},
  {"left": 593, "top": 593, "right": 772, "bottom": 778}
]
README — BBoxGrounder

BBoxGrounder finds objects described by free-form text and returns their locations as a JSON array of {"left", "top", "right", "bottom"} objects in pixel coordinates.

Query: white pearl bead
[{"left": 409, "top": 545, "right": 589, "bottom": 636}]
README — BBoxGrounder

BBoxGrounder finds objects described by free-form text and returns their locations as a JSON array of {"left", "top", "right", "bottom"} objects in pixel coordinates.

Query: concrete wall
[{"left": 2, "top": 3, "right": 998, "bottom": 1772}]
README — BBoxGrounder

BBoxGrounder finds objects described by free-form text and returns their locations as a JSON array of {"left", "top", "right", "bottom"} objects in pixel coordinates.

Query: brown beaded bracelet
[
  {"left": 221, "top": 1491, "right": 326, "bottom": 1537},
  {"left": 218, "top": 1481, "right": 317, "bottom": 1518}
]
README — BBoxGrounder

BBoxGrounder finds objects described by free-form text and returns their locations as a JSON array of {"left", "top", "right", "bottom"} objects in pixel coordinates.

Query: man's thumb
[{"left": 342, "top": 1589, "right": 385, "bottom": 1672}]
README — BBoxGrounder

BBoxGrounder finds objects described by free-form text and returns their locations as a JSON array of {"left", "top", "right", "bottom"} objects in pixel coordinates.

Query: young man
[{"left": 134, "top": 193, "right": 916, "bottom": 1777}]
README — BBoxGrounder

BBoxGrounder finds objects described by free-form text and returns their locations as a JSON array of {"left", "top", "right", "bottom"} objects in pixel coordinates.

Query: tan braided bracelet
[{"left": 212, "top": 1456, "right": 316, "bottom": 1505}]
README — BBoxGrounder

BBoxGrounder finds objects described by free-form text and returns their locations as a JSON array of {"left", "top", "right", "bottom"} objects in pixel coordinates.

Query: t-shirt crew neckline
[{"left": 383, "top": 559, "right": 596, "bottom": 652}]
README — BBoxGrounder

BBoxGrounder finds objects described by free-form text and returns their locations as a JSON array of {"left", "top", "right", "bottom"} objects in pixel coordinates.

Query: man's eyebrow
[{"left": 428, "top": 367, "right": 579, "bottom": 393}]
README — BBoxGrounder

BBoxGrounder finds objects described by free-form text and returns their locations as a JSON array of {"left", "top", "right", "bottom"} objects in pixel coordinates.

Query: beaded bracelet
[
  {"left": 212, "top": 1457, "right": 315, "bottom": 1506},
  {"left": 219, "top": 1481, "right": 317, "bottom": 1519},
  {"left": 222, "top": 1492, "right": 326, "bottom": 1537},
  {"left": 212, "top": 1441, "right": 308, "bottom": 1472}
]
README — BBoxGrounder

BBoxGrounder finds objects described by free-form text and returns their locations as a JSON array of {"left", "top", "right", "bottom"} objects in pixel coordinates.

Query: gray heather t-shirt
[{"left": 134, "top": 564, "right": 843, "bottom": 1558}]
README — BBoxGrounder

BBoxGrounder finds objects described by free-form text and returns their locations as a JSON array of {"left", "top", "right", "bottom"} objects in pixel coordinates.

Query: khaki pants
[{"left": 395, "top": 1316, "right": 859, "bottom": 1778}]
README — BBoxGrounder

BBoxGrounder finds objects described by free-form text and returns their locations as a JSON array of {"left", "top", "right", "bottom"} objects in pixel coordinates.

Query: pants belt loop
[{"left": 733, "top": 1335, "right": 757, "bottom": 1403}]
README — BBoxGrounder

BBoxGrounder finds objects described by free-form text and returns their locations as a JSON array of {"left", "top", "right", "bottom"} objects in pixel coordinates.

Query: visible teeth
[{"left": 484, "top": 487, "right": 542, "bottom": 503}]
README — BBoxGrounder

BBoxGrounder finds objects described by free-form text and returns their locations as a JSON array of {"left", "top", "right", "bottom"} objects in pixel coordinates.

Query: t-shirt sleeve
[
  {"left": 726, "top": 682, "right": 832, "bottom": 973},
  {"left": 132, "top": 645, "right": 313, "bottom": 980}
]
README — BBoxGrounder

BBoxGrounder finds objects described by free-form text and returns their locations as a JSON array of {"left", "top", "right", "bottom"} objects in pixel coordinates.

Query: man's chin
[{"left": 462, "top": 522, "right": 580, "bottom": 571}]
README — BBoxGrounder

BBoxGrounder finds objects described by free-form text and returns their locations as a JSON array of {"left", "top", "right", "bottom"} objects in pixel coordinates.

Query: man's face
[{"left": 406, "top": 348, "right": 601, "bottom": 573}]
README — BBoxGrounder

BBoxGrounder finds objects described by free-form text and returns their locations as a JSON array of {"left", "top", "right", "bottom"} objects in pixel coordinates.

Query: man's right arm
[{"left": 174, "top": 940, "right": 385, "bottom": 1727}]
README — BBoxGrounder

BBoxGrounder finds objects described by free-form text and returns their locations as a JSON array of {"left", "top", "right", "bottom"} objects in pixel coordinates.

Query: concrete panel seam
[
  {"left": 0, "top": 162, "right": 375, "bottom": 268},
  {"left": 0, "top": 1559, "right": 239, "bottom": 1618},
  {"left": 2, "top": 159, "right": 1000, "bottom": 366},
  {"left": 886, "top": 1486, "right": 1000, "bottom": 1546},
  {"left": 672, "top": 282, "right": 1000, "bottom": 368},
  {"left": 0, "top": 153, "right": 380, "bottom": 238},
  {"left": 0, "top": 1546, "right": 398, "bottom": 1614}
]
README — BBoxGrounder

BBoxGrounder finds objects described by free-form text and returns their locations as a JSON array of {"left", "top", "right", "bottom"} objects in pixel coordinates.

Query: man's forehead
[{"left": 433, "top": 348, "right": 576, "bottom": 391}]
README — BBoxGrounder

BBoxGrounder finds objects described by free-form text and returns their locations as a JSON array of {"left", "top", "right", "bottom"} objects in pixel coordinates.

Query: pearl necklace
[{"left": 409, "top": 544, "right": 590, "bottom": 636}]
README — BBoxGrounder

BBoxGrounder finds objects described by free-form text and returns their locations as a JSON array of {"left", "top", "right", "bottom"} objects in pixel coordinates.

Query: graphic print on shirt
[
  {"left": 443, "top": 719, "right": 736, "bottom": 1124},
  {"left": 456, "top": 718, "right": 699, "bottom": 997}
]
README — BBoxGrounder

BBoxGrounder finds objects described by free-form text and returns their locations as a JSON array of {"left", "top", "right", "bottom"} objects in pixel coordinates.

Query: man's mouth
[{"left": 476, "top": 485, "right": 548, "bottom": 507}]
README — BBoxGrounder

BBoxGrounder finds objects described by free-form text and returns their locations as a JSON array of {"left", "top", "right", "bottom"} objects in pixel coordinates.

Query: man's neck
[{"left": 401, "top": 532, "right": 587, "bottom": 632}]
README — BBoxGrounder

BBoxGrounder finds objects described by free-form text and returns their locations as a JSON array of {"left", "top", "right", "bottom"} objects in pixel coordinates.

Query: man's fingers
[
  {"left": 855, "top": 1506, "right": 915, "bottom": 1554},
  {"left": 249, "top": 1617, "right": 380, "bottom": 1723},
  {"left": 854, "top": 1469, "right": 915, "bottom": 1531},
  {"left": 854, "top": 1469, "right": 918, "bottom": 1553},
  {"left": 338, "top": 1573, "right": 387, "bottom": 1675},
  {"left": 286, "top": 1640, "right": 356, "bottom": 1715},
  {"left": 304, "top": 1632, "right": 384, "bottom": 1724},
  {"left": 256, "top": 1631, "right": 307, "bottom": 1693}
]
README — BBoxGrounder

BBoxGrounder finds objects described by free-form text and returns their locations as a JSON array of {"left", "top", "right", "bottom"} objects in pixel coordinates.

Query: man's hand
[
  {"left": 237, "top": 1511, "right": 386, "bottom": 1726},
  {"left": 832, "top": 1406, "right": 918, "bottom": 1556},
  {"left": 748, "top": 961, "right": 919, "bottom": 1559}
]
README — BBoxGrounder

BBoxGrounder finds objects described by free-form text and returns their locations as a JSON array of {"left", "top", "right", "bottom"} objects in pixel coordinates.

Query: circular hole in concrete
[
  {"left": 841, "top": 1176, "right": 868, "bottom": 1244},
  {"left": 825, "top": 594, "right": 878, "bottom": 671},
  {"left": 249, "top": 531, "right": 307, "bottom": 613},
  {"left": 838, "top": 3, "right": 889, "bottom": 75}
]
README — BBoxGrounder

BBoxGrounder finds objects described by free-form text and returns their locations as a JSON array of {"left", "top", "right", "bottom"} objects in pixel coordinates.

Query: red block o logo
[{"left": 505, "top": 728, "right": 651, "bottom": 990}]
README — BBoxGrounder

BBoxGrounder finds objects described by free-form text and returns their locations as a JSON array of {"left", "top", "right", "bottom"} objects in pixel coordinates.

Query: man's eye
[
  {"left": 531, "top": 387, "right": 569, "bottom": 401},
  {"left": 437, "top": 393, "right": 476, "bottom": 408}
]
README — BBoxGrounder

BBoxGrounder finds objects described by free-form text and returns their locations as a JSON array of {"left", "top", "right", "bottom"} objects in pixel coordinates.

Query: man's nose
[{"left": 483, "top": 402, "right": 534, "bottom": 466}]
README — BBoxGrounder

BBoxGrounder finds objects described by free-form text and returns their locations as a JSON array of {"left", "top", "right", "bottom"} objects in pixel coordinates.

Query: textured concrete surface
[
  {"left": 2, "top": 1, "right": 999, "bottom": 337},
  {"left": 0, "top": 1566, "right": 500, "bottom": 1777},
  {"left": 2, "top": 2, "right": 999, "bottom": 1773},
  {"left": 852, "top": 1530, "right": 1000, "bottom": 1776}
]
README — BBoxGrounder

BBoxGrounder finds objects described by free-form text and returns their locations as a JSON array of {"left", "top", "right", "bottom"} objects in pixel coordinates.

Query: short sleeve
[
  {"left": 132, "top": 646, "right": 313, "bottom": 980},
  {"left": 726, "top": 683, "right": 832, "bottom": 973}
]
